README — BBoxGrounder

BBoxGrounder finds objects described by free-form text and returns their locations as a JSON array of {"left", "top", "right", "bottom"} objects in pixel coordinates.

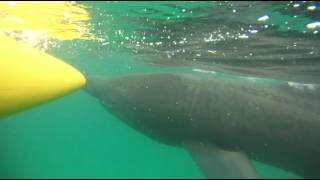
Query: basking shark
[{"left": 84, "top": 72, "right": 320, "bottom": 179}]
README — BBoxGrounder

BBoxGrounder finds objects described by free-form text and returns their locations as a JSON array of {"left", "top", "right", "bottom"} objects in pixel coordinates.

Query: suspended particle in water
[
  {"left": 293, "top": 4, "right": 300, "bottom": 8},
  {"left": 238, "top": 34, "right": 249, "bottom": 39},
  {"left": 307, "top": 22, "right": 320, "bottom": 30},
  {"left": 249, "top": 29, "right": 258, "bottom": 34},
  {"left": 307, "top": 5, "right": 316, "bottom": 11},
  {"left": 258, "top": 15, "right": 269, "bottom": 22}
]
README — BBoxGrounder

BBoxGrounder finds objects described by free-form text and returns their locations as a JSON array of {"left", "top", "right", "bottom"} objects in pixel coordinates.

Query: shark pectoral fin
[{"left": 184, "top": 142, "right": 259, "bottom": 179}]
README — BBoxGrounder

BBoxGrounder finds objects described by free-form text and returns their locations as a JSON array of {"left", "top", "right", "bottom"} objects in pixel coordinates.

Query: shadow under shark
[{"left": 84, "top": 72, "right": 320, "bottom": 179}]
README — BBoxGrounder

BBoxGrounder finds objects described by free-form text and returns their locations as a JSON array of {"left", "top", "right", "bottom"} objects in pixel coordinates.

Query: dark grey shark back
[{"left": 85, "top": 73, "right": 320, "bottom": 178}]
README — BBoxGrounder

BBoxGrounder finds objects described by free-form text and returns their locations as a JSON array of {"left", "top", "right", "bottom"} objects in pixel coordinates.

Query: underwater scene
[{"left": 0, "top": 1, "right": 320, "bottom": 179}]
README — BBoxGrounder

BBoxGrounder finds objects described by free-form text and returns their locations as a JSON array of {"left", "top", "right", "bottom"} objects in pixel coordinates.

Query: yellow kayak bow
[{"left": 0, "top": 34, "right": 86, "bottom": 117}]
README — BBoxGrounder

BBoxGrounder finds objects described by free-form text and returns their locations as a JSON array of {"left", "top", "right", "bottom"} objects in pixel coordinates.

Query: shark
[{"left": 84, "top": 72, "right": 320, "bottom": 179}]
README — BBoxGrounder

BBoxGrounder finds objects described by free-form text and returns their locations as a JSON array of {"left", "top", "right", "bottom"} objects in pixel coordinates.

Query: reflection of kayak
[
  {"left": 0, "top": 1, "right": 94, "bottom": 42},
  {"left": 0, "top": 34, "right": 86, "bottom": 118}
]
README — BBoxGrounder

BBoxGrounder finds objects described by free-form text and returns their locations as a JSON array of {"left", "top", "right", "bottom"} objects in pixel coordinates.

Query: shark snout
[{"left": 83, "top": 75, "right": 112, "bottom": 96}]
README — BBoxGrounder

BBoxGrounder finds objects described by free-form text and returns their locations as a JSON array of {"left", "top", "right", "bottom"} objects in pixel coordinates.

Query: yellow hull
[{"left": 0, "top": 34, "right": 86, "bottom": 117}]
